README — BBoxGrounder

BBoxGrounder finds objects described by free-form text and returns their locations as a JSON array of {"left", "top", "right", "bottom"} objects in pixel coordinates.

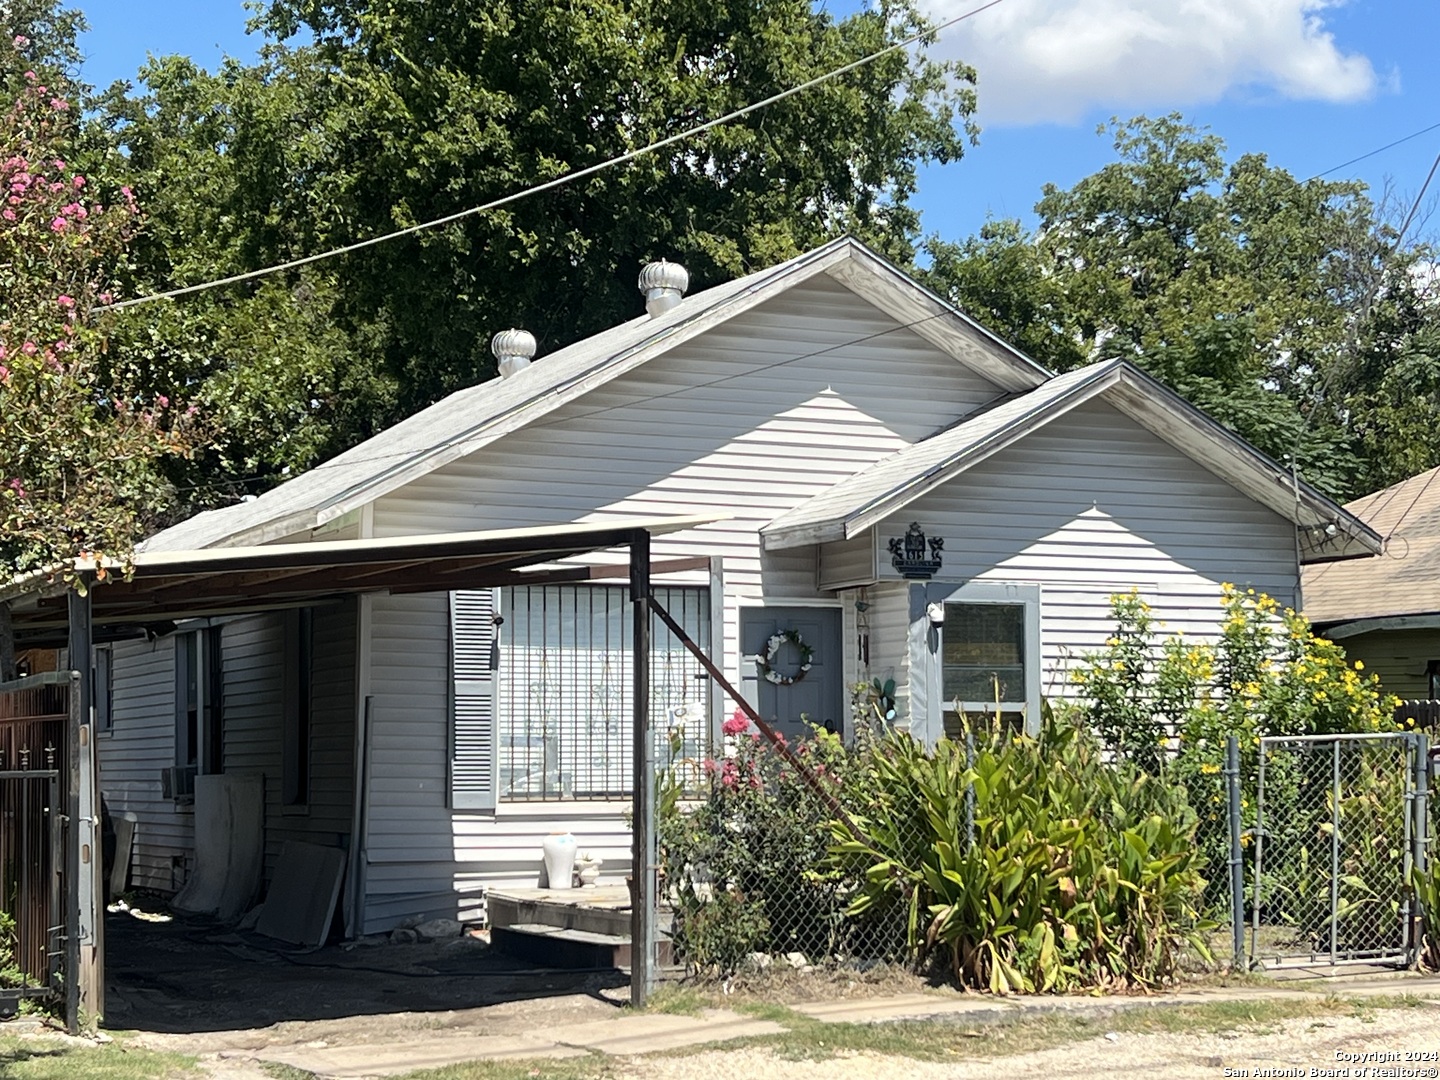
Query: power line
[
  {"left": 1310, "top": 120, "right": 1440, "bottom": 181},
  {"left": 97, "top": 0, "right": 1009, "bottom": 315}
]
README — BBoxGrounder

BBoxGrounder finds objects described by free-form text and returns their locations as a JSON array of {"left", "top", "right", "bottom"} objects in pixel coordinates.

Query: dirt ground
[
  {"left": 104, "top": 900, "right": 631, "bottom": 1053},
  {"left": 612, "top": 1006, "right": 1440, "bottom": 1080}
]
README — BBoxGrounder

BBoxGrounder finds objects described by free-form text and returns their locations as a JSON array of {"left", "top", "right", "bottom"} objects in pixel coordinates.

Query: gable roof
[
  {"left": 1302, "top": 466, "right": 1440, "bottom": 623},
  {"left": 761, "top": 359, "right": 1381, "bottom": 563},
  {"left": 144, "top": 238, "right": 1050, "bottom": 552}
]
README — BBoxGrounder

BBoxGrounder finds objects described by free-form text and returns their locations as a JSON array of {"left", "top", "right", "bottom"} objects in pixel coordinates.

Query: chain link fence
[
  {"left": 1250, "top": 733, "right": 1429, "bottom": 968},
  {"left": 654, "top": 718, "right": 1434, "bottom": 983}
]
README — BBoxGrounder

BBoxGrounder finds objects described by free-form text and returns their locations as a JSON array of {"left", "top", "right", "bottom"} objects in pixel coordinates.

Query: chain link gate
[{"left": 1249, "top": 732, "right": 1430, "bottom": 969}]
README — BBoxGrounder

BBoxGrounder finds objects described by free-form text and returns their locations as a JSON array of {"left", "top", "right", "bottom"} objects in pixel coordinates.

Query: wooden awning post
[{"left": 629, "top": 530, "right": 654, "bottom": 1008}]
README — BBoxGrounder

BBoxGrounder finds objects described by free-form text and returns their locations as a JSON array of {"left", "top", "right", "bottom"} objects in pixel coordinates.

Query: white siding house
[{"left": 95, "top": 238, "right": 1379, "bottom": 934}]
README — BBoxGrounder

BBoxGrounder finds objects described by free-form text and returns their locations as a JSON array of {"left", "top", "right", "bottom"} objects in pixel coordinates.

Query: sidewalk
[{"left": 219, "top": 971, "right": 1440, "bottom": 1080}]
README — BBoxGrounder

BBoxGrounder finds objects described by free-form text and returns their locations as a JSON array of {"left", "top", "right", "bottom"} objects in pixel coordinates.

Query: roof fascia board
[
  {"left": 1322, "top": 613, "right": 1440, "bottom": 638},
  {"left": 763, "top": 363, "right": 1123, "bottom": 550},
  {"left": 825, "top": 254, "right": 1051, "bottom": 393}
]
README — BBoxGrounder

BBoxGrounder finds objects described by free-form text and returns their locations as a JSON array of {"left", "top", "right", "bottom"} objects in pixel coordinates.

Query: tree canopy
[
  {"left": 95, "top": 0, "right": 975, "bottom": 507},
  {"left": 924, "top": 115, "right": 1440, "bottom": 500}
]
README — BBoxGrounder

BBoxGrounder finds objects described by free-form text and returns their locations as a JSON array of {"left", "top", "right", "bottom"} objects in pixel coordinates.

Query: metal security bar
[
  {"left": 0, "top": 676, "right": 70, "bottom": 1014},
  {"left": 499, "top": 584, "right": 710, "bottom": 801},
  {"left": 1250, "top": 732, "right": 1429, "bottom": 969}
]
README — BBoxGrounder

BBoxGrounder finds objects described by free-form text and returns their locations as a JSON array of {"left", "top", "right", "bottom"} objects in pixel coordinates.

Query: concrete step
[{"left": 490, "top": 922, "right": 673, "bottom": 970}]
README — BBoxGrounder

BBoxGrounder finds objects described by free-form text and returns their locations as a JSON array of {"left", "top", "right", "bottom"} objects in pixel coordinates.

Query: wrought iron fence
[{"left": 0, "top": 675, "right": 72, "bottom": 1013}]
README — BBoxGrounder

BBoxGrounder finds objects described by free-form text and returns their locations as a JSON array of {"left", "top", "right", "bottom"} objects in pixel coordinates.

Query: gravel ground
[{"left": 612, "top": 1005, "right": 1440, "bottom": 1080}]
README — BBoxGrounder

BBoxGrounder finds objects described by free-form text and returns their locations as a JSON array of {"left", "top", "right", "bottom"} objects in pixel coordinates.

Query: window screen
[{"left": 941, "top": 602, "right": 1027, "bottom": 705}]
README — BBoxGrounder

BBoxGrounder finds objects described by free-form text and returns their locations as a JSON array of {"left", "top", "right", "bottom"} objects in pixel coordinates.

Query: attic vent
[
  {"left": 492, "top": 329, "right": 537, "bottom": 378},
  {"left": 638, "top": 259, "right": 689, "bottom": 318}
]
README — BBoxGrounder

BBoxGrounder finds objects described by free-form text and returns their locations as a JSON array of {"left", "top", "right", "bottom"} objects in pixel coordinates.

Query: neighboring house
[
  {"left": 1303, "top": 465, "right": 1440, "bottom": 700},
  {"left": 94, "top": 238, "right": 1379, "bottom": 934}
]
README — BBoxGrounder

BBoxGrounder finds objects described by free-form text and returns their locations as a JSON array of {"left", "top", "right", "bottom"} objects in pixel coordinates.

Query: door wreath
[{"left": 759, "top": 629, "right": 814, "bottom": 685}]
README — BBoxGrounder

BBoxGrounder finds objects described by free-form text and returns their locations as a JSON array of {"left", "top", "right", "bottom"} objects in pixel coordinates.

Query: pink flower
[
  {"left": 185, "top": 404, "right": 199, "bottom": 417},
  {"left": 51, "top": 159, "right": 63, "bottom": 171},
  {"left": 7, "top": 479, "right": 25, "bottom": 498},
  {"left": 0, "top": 365, "right": 9, "bottom": 382},
  {"left": 57, "top": 294, "right": 74, "bottom": 308},
  {"left": 50, "top": 216, "right": 66, "bottom": 231},
  {"left": 20, "top": 341, "right": 37, "bottom": 355},
  {"left": 49, "top": 98, "right": 67, "bottom": 111},
  {"left": 72, "top": 175, "right": 84, "bottom": 189},
  {"left": 13, "top": 34, "right": 30, "bottom": 47},
  {"left": 156, "top": 394, "right": 170, "bottom": 408},
  {"left": 1, "top": 209, "right": 12, "bottom": 222},
  {"left": 98, "top": 291, "right": 112, "bottom": 305},
  {"left": 22, "top": 71, "right": 35, "bottom": 82},
  {"left": 722, "top": 710, "right": 749, "bottom": 736}
]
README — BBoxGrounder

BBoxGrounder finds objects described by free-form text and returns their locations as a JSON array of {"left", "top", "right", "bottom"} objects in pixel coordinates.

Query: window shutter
[{"left": 450, "top": 589, "right": 499, "bottom": 810}]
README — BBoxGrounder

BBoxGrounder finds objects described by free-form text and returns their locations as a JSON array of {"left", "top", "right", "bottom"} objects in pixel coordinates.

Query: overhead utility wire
[
  {"left": 1310, "top": 120, "right": 1440, "bottom": 181},
  {"left": 99, "top": 0, "right": 1009, "bottom": 314}
]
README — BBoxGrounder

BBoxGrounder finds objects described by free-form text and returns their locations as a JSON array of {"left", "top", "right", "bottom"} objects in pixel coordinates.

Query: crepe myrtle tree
[{"left": 0, "top": 52, "right": 198, "bottom": 679}]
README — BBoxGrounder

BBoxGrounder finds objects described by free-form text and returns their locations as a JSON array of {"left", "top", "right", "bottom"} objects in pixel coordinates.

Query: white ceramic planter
[{"left": 542, "top": 831, "right": 577, "bottom": 891}]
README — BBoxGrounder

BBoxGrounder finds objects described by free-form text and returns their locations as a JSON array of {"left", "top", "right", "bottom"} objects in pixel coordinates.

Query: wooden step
[{"left": 490, "top": 922, "right": 673, "bottom": 970}]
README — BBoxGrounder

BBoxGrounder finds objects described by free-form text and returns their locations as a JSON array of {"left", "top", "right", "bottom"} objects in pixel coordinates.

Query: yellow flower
[
  {"left": 1354, "top": 660, "right": 1364, "bottom": 671},
  {"left": 1200, "top": 762, "right": 1221, "bottom": 775}
]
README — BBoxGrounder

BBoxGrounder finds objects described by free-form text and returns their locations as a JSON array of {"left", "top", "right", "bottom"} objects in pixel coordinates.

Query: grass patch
[
  {"left": 394, "top": 1054, "right": 613, "bottom": 1080},
  {"left": 671, "top": 993, "right": 1433, "bottom": 1064},
  {"left": 260, "top": 1063, "right": 322, "bottom": 1080},
  {"left": 0, "top": 1035, "right": 198, "bottom": 1080},
  {"left": 643, "top": 987, "right": 713, "bottom": 1016}
]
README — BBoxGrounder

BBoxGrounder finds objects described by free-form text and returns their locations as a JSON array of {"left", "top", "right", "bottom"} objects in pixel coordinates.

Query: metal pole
[
  {"left": 1250, "top": 740, "right": 1267, "bottom": 964},
  {"left": 1412, "top": 734, "right": 1430, "bottom": 967},
  {"left": 65, "top": 584, "right": 93, "bottom": 1032},
  {"left": 1330, "top": 738, "right": 1341, "bottom": 965},
  {"left": 629, "top": 530, "right": 653, "bottom": 1008},
  {"left": 1226, "top": 735, "right": 1246, "bottom": 970}
]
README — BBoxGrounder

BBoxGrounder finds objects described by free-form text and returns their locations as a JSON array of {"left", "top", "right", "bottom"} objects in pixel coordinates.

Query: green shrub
[
  {"left": 658, "top": 715, "right": 874, "bottom": 974},
  {"left": 0, "top": 909, "right": 24, "bottom": 989},
  {"left": 832, "top": 718, "right": 1213, "bottom": 993},
  {"left": 1070, "top": 586, "right": 1402, "bottom": 916}
]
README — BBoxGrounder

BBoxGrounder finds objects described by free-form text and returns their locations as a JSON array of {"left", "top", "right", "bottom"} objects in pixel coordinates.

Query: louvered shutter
[{"left": 449, "top": 589, "right": 499, "bottom": 810}]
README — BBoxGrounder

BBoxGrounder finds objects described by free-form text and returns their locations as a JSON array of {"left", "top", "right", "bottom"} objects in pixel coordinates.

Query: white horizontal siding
[
  {"left": 221, "top": 608, "right": 357, "bottom": 880},
  {"left": 358, "top": 282, "right": 1019, "bottom": 928},
  {"left": 372, "top": 276, "right": 1007, "bottom": 695},
  {"left": 820, "top": 533, "right": 877, "bottom": 589},
  {"left": 98, "top": 637, "right": 191, "bottom": 893},
  {"left": 872, "top": 400, "right": 1299, "bottom": 698}
]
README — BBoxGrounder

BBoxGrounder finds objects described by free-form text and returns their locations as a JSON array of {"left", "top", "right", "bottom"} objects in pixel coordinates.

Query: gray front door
[{"left": 739, "top": 606, "right": 844, "bottom": 741}]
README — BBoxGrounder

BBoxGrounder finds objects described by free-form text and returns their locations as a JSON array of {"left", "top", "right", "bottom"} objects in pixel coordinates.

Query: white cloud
[{"left": 921, "top": 0, "right": 1380, "bottom": 125}]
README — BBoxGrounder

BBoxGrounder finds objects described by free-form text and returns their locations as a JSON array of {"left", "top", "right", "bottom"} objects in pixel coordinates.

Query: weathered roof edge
[{"left": 762, "top": 360, "right": 1381, "bottom": 562}]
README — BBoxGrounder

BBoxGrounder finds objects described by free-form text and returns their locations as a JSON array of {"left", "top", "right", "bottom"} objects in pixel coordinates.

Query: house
[
  {"left": 75, "top": 237, "right": 1378, "bottom": 935},
  {"left": 1302, "top": 465, "right": 1440, "bottom": 700}
]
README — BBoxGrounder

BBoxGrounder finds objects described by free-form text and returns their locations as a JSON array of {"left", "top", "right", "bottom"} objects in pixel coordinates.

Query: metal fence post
[
  {"left": 1330, "top": 738, "right": 1341, "bottom": 965},
  {"left": 1225, "top": 735, "right": 1245, "bottom": 970},
  {"left": 1413, "top": 733, "right": 1430, "bottom": 967},
  {"left": 1249, "top": 739, "right": 1267, "bottom": 965}
]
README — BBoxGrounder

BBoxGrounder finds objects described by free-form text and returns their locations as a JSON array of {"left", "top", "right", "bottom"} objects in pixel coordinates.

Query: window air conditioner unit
[{"left": 161, "top": 765, "right": 197, "bottom": 804}]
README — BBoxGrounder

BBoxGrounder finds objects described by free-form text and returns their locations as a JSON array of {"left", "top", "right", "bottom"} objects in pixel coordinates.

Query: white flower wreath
[{"left": 759, "top": 629, "right": 814, "bottom": 686}]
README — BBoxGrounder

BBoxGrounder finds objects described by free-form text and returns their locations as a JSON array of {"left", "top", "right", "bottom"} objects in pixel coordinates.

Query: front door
[{"left": 739, "top": 606, "right": 843, "bottom": 741}]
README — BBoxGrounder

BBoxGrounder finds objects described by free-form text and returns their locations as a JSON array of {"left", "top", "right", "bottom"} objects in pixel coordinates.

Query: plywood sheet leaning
[{"left": 255, "top": 840, "right": 346, "bottom": 947}]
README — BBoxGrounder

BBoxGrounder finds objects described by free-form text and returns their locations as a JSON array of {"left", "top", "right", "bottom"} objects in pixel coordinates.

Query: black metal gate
[{"left": 0, "top": 674, "right": 73, "bottom": 1017}]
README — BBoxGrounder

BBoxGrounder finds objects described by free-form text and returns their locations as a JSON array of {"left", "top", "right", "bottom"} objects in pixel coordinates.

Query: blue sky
[{"left": 77, "top": 0, "right": 1440, "bottom": 244}]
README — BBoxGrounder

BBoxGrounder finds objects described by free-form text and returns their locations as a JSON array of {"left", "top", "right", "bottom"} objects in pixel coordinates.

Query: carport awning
[{"left": 3, "top": 515, "right": 719, "bottom": 645}]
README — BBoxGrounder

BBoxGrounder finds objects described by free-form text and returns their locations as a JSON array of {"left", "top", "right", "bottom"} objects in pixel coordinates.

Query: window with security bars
[{"left": 496, "top": 584, "right": 711, "bottom": 801}]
